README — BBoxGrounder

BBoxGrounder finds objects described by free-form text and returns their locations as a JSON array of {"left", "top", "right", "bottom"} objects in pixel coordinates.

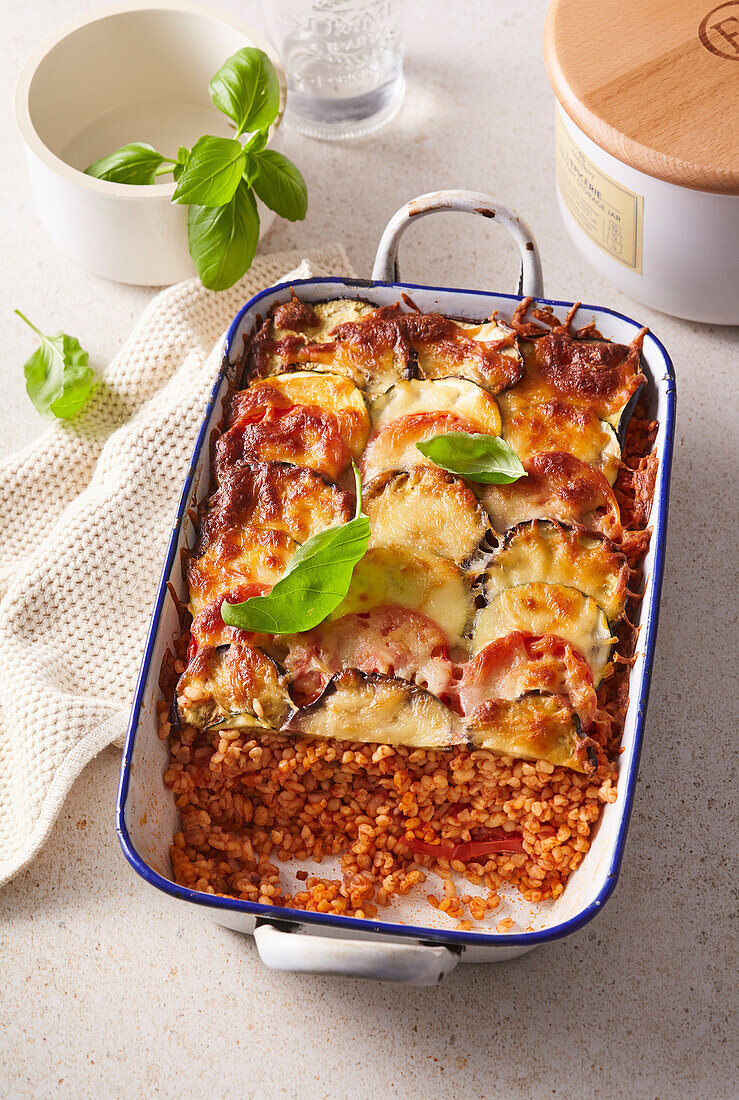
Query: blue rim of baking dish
[{"left": 117, "top": 277, "right": 676, "bottom": 951}]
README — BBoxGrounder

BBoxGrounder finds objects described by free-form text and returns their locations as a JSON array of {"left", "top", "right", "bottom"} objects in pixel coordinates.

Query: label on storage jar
[{"left": 556, "top": 112, "right": 643, "bottom": 273}]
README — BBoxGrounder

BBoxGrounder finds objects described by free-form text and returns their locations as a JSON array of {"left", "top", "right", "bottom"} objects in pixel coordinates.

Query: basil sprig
[
  {"left": 222, "top": 467, "right": 370, "bottom": 635},
  {"left": 15, "top": 310, "right": 95, "bottom": 420},
  {"left": 85, "top": 48, "right": 307, "bottom": 291},
  {"left": 417, "top": 432, "right": 526, "bottom": 484}
]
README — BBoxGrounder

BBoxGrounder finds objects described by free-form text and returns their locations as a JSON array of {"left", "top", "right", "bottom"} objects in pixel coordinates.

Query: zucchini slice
[
  {"left": 465, "top": 692, "right": 597, "bottom": 775},
  {"left": 499, "top": 395, "right": 621, "bottom": 485},
  {"left": 361, "top": 410, "right": 490, "bottom": 484},
  {"left": 472, "top": 583, "right": 613, "bottom": 685},
  {"left": 177, "top": 642, "right": 294, "bottom": 731},
  {"left": 247, "top": 298, "right": 377, "bottom": 382},
  {"left": 478, "top": 451, "right": 622, "bottom": 541},
  {"left": 283, "top": 669, "right": 465, "bottom": 749},
  {"left": 327, "top": 545, "right": 475, "bottom": 645},
  {"left": 272, "top": 297, "right": 376, "bottom": 343},
  {"left": 364, "top": 467, "right": 489, "bottom": 564},
  {"left": 458, "top": 632, "right": 597, "bottom": 728},
  {"left": 297, "top": 304, "right": 412, "bottom": 394},
  {"left": 484, "top": 520, "right": 628, "bottom": 620},
  {"left": 371, "top": 377, "right": 502, "bottom": 436}
]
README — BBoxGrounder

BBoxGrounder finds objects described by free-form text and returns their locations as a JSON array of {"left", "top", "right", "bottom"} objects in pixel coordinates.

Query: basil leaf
[
  {"left": 85, "top": 142, "right": 169, "bottom": 185},
  {"left": 187, "top": 180, "right": 260, "bottom": 291},
  {"left": 222, "top": 467, "right": 369, "bottom": 633},
  {"left": 209, "top": 47, "right": 280, "bottom": 137},
  {"left": 15, "top": 310, "right": 95, "bottom": 420},
  {"left": 172, "top": 146, "right": 190, "bottom": 182},
  {"left": 416, "top": 432, "right": 526, "bottom": 484},
  {"left": 172, "top": 136, "right": 247, "bottom": 206},
  {"left": 250, "top": 150, "right": 308, "bottom": 221}
]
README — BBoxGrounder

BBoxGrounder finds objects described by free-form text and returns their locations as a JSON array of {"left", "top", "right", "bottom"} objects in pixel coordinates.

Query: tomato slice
[{"left": 399, "top": 829, "right": 524, "bottom": 860}]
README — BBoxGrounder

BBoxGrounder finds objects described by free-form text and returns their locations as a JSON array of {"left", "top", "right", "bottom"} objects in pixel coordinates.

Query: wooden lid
[{"left": 544, "top": 0, "right": 739, "bottom": 193}]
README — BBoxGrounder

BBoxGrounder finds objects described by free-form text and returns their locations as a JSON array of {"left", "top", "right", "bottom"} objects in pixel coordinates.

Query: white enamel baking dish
[{"left": 117, "top": 190, "right": 676, "bottom": 984}]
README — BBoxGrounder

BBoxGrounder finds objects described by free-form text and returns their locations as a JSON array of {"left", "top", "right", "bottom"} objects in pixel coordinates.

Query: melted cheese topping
[
  {"left": 248, "top": 371, "right": 369, "bottom": 459},
  {"left": 484, "top": 520, "right": 627, "bottom": 620},
  {"left": 188, "top": 527, "right": 297, "bottom": 621},
  {"left": 186, "top": 297, "right": 653, "bottom": 768},
  {"left": 192, "top": 463, "right": 353, "bottom": 628},
  {"left": 216, "top": 377, "right": 365, "bottom": 481},
  {"left": 365, "top": 467, "right": 489, "bottom": 564},
  {"left": 282, "top": 606, "right": 454, "bottom": 703},
  {"left": 415, "top": 318, "right": 524, "bottom": 394},
  {"left": 273, "top": 298, "right": 375, "bottom": 343},
  {"left": 199, "top": 462, "right": 352, "bottom": 550},
  {"left": 473, "top": 583, "right": 613, "bottom": 685},
  {"left": 458, "top": 632, "right": 597, "bottom": 728},
  {"left": 248, "top": 298, "right": 376, "bottom": 380},
  {"left": 517, "top": 332, "right": 644, "bottom": 425},
  {"left": 500, "top": 395, "right": 621, "bottom": 484}
]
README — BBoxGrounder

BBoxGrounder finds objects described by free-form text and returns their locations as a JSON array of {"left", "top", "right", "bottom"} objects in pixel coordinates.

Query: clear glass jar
[{"left": 259, "top": 0, "right": 405, "bottom": 140}]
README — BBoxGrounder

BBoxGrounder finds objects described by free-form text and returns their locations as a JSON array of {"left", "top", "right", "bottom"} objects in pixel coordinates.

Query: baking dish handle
[
  {"left": 254, "top": 921, "right": 461, "bottom": 984},
  {"left": 372, "top": 189, "right": 544, "bottom": 297}
]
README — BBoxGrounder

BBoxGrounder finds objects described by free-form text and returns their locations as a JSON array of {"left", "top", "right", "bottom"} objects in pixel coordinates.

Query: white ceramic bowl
[{"left": 14, "top": 1, "right": 286, "bottom": 286}]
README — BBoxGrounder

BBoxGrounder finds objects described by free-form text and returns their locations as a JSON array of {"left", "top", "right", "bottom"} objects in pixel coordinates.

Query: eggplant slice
[
  {"left": 465, "top": 692, "right": 597, "bottom": 775},
  {"left": 478, "top": 451, "right": 623, "bottom": 542},
  {"left": 473, "top": 583, "right": 614, "bottom": 685},
  {"left": 414, "top": 318, "right": 524, "bottom": 395},
  {"left": 177, "top": 642, "right": 294, "bottom": 731},
  {"left": 364, "top": 467, "right": 490, "bottom": 565},
  {"left": 284, "top": 669, "right": 465, "bottom": 749},
  {"left": 484, "top": 520, "right": 628, "bottom": 621}
]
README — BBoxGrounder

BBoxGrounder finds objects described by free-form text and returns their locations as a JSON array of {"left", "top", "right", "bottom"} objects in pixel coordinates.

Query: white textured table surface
[{"left": 1, "top": 2, "right": 736, "bottom": 1098}]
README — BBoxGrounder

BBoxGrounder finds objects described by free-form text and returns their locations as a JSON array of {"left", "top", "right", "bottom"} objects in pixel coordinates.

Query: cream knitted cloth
[{"left": 0, "top": 245, "right": 352, "bottom": 886}]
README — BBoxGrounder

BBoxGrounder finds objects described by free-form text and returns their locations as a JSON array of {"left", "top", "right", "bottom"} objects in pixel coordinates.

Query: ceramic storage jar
[{"left": 544, "top": 0, "right": 739, "bottom": 324}]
